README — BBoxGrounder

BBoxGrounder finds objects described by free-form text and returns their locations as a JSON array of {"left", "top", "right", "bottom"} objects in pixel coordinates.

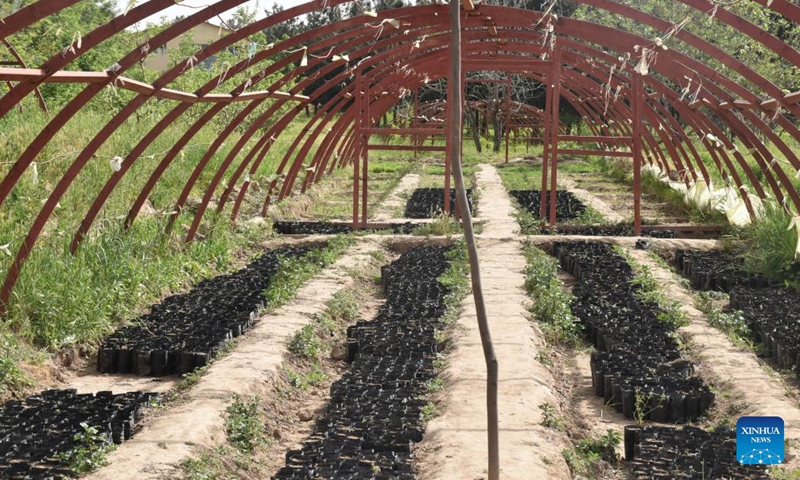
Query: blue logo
[{"left": 737, "top": 416, "right": 784, "bottom": 465}]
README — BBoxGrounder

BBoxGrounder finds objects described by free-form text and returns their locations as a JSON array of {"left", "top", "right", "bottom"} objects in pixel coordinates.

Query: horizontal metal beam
[
  {"left": 463, "top": 59, "right": 551, "bottom": 71},
  {"left": 0, "top": 68, "right": 309, "bottom": 102},
  {"left": 362, "top": 127, "right": 446, "bottom": 135},
  {"left": 366, "top": 144, "right": 446, "bottom": 151},
  {"left": 559, "top": 135, "right": 631, "bottom": 143},
  {"left": 465, "top": 78, "right": 509, "bottom": 84},
  {"left": 558, "top": 149, "right": 634, "bottom": 157}
]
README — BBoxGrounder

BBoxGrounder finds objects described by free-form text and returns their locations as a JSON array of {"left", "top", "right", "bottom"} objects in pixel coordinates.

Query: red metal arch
[{"left": 1, "top": 0, "right": 800, "bottom": 312}]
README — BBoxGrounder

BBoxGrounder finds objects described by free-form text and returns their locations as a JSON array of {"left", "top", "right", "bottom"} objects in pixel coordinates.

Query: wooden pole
[
  {"left": 445, "top": 94, "right": 452, "bottom": 215},
  {"left": 505, "top": 75, "right": 511, "bottom": 163},
  {"left": 449, "top": 2, "right": 499, "bottom": 479},
  {"left": 549, "top": 46, "right": 562, "bottom": 228},
  {"left": 362, "top": 73, "right": 370, "bottom": 227},
  {"left": 540, "top": 61, "right": 553, "bottom": 219},
  {"left": 633, "top": 72, "right": 643, "bottom": 236},
  {"left": 353, "top": 71, "right": 362, "bottom": 229},
  {"left": 362, "top": 138, "right": 369, "bottom": 227},
  {"left": 414, "top": 89, "right": 420, "bottom": 159}
]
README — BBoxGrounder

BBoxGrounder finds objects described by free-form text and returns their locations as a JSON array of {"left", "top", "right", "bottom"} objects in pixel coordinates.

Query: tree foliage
[
  {"left": 573, "top": 1, "right": 800, "bottom": 93},
  {"left": 1, "top": 0, "right": 133, "bottom": 108}
]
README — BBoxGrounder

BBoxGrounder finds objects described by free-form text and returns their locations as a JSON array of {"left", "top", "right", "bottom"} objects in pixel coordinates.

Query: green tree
[
  {"left": 574, "top": 1, "right": 800, "bottom": 92},
  {"left": 1, "top": 0, "right": 133, "bottom": 108}
]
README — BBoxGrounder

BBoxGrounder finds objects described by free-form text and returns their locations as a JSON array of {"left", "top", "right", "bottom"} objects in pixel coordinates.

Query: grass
[
  {"left": 413, "top": 240, "right": 470, "bottom": 426},
  {"left": 496, "top": 163, "right": 542, "bottom": 191},
  {"left": 181, "top": 448, "right": 227, "bottom": 480},
  {"left": 497, "top": 161, "right": 609, "bottom": 233},
  {"left": 562, "top": 429, "right": 620, "bottom": 478},
  {"left": 263, "top": 235, "right": 354, "bottom": 310},
  {"left": 694, "top": 292, "right": 753, "bottom": 348},
  {"left": 437, "top": 240, "right": 470, "bottom": 327},
  {"left": 538, "top": 402, "right": 565, "bottom": 431},
  {"left": 287, "top": 288, "right": 359, "bottom": 361},
  {"left": 413, "top": 212, "right": 462, "bottom": 236},
  {"left": 416, "top": 160, "right": 478, "bottom": 191},
  {"left": 179, "top": 271, "right": 368, "bottom": 479},
  {"left": 54, "top": 423, "right": 117, "bottom": 475},
  {"left": 271, "top": 159, "right": 415, "bottom": 220},
  {"left": 10, "top": 216, "right": 268, "bottom": 350},
  {"left": 616, "top": 247, "right": 690, "bottom": 329},
  {"left": 421, "top": 401, "right": 439, "bottom": 421},
  {"left": 709, "top": 388, "right": 750, "bottom": 431},
  {"left": 522, "top": 244, "right": 583, "bottom": 346},
  {"left": 282, "top": 268, "right": 364, "bottom": 389},
  {"left": 588, "top": 156, "right": 728, "bottom": 225},
  {"left": 2, "top": 215, "right": 272, "bottom": 396},
  {"left": 225, "top": 394, "right": 268, "bottom": 454},
  {"left": 0, "top": 110, "right": 380, "bottom": 397},
  {"left": 771, "top": 467, "right": 800, "bottom": 479},
  {"left": 425, "top": 377, "right": 445, "bottom": 394},
  {"left": 496, "top": 158, "right": 619, "bottom": 192},
  {"left": 287, "top": 325, "right": 322, "bottom": 359},
  {"left": 285, "top": 364, "right": 328, "bottom": 390},
  {"left": 729, "top": 201, "right": 800, "bottom": 285}
]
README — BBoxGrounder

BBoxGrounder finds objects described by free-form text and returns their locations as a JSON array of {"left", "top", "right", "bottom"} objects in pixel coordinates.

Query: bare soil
[
  {"left": 241, "top": 252, "right": 388, "bottom": 477},
  {"left": 417, "top": 164, "right": 573, "bottom": 480},
  {"left": 565, "top": 171, "right": 689, "bottom": 224},
  {"left": 558, "top": 176, "right": 627, "bottom": 224},
  {"left": 373, "top": 172, "right": 421, "bottom": 221}
]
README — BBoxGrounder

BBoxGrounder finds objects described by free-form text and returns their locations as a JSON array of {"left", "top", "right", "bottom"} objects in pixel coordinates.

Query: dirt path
[
  {"left": 559, "top": 176, "right": 627, "bottom": 223},
  {"left": 373, "top": 172, "right": 421, "bottom": 220},
  {"left": 87, "top": 240, "right": 381, "bottom": 480},
  {"left": 62, "top": 369, "right": 178, "bottom": 396},
  {"left": 628, "top": 249, "right": 800, "bottom": 468},
  {"left": 418, "top": 164, "right": 572, "bottom": 480},
  {"left": 565, "top": 172, "right": 688, "bottom": 224}
]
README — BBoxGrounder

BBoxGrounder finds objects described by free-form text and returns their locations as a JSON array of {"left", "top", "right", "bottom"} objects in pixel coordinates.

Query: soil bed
[
  {"left": 404, "top": 188, "right": 473, "bottom": 218},
  {"left": 273, "top": 245, "right": 453, "bottom": 478},
  {"left": 273, "top": 221, "right": 421, "bottom": 235},
  {"left": 554, "top": 241, "right": 713, "bottom": 422},
  {"left": 0, "top": 389, "right": 158, "bottom": 478},
  {"left": 97, "top": 245, "right": 315, "bottom": 376}
]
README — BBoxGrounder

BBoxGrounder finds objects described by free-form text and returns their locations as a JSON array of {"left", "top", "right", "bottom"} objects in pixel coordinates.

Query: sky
[{"left": 112, "top": 0, "right": 307, "bottom": 28}]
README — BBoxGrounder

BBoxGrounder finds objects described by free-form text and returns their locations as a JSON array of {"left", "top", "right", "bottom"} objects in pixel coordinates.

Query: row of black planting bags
[
  {"left": 555, "top": 241, "right": 713, "bottom": 422},
  {"left": 273, "top": 221, "right": 420, "bottom": 235},
  {"left": 510, "top": 190, "right": 587, "bottom": 220},
  {"left": 554, "top": 241, "right": 768, "bottom": 479},
  {"left": 2, "top": 245, "right": 319, "bottom": 478},
  {"left": 626, "top": 425, "right": 769, "bottom": 479},
  {"left": 273, "top": 245, "right": 453, "bottom": 479},
  {"left": 0, "top": 390, "right": 158, "bottom": 479},
  {"left": 404, "top": 188, "right": 473, "bottom": 219},
  {"left": 676, "top": 250, "right": 800, "bottom": 372},
  {"left": 510, "top": 190, "right": 675, "bottom": 237},
  {"left": 97, "top": 245, "right": 314, "bottom": 376}
]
